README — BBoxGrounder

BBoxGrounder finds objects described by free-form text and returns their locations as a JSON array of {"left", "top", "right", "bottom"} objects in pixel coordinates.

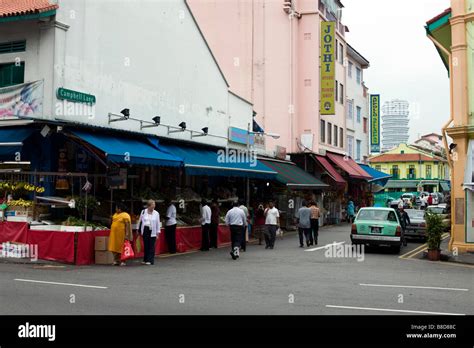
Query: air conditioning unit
[{"left": 318, "top": 148, "right": 327, "bottom": 156}]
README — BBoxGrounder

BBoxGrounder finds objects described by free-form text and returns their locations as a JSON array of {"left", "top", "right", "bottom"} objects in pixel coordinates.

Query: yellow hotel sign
[
  {"left": 370, "top": 94, "right": 380, "bottom": 152},
  {"left": 320, "top": 21, "right": 335, "bottom": 115}
]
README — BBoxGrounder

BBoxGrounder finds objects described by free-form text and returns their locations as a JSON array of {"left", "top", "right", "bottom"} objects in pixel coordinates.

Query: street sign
[
  {"left": 57, "top": 88, "right": 96, "bottom": 104},
  {"left": 370, "top": 94, "right": 380, "bottom": 153},
  {"left": 320, "top": 21, "right": 336, "bottom": 115}
]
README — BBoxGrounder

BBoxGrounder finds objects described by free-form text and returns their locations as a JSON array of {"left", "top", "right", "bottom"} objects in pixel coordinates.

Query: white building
[
  {"left": 345, "top": 44, "right": 370, "bottom": 163},
  {"left": 381, "top": 99, "right": 410, "bottom": 152},
  {"left": 0, "top": 0, "right": 253, "bottom": 149}
]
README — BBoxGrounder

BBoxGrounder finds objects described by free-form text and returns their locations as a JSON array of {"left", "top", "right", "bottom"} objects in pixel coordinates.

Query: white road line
[
  {"left": 14, "top": 278, "right": 108, "bottom": 289},
  {"left": 359, "top": 283, "right": 469, "bottom": 292},
  {"left": 305, "top": 241, "right": 345, "bottom": 252},
  {"left": 326, "top": 305, "right": 465, "bottom": 316}
]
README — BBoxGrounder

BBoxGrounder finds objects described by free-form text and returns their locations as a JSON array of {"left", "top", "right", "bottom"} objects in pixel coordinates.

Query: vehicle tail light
[
  {"left": 395, "top": 226, "right": 401, "bottom": 236},
  {"left": 351, "top": 224, "right": 357, "bottom": 234}
]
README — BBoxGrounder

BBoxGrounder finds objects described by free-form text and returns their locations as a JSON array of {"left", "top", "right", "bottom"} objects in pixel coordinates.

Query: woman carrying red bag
[{"left": 108, "top": 203, "right": 133, "bottom": 266}]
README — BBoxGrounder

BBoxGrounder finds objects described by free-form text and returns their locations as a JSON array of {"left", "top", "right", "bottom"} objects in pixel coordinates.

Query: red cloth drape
[
  {"left": 76, "top": 230, "right": 110, "bottom": 265},
  {"left": 0, "top": 221, "right": 28, "bottom": 244},
  {"left": 27, "top": 230, "right": 75, "bottom": 264}
]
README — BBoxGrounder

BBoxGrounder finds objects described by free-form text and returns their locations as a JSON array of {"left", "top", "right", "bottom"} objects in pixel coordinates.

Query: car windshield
[
  {"left": 427, "top": 207, "right": 445, "bottom": 214},
  {"left": 357, "top": 210, "right": 396, "bottom": 222}
]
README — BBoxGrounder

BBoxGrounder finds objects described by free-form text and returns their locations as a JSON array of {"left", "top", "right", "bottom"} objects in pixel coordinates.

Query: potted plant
[{"left": 425, "top": 212, "right": 444, "bottom": 261}]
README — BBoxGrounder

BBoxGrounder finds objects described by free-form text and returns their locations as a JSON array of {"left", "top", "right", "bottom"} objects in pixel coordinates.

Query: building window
[
  {"left": 347, "top": 135, "right": 354, "bottom": 158},
  {"left": 339, "top": 128, "right": 343, "bottom": 148},
  {"left": 347, "top": 99, "right": 353, "bottom": 119},
  {"left": 320, "top": 119, "right": 326, "bottom": 143},
  {"left": 0, "top": 62, "right": 25, "bottom": 88},
  {"left": 335, "top": 79, "right": 338, "bottom": 102},
  {"left": 328, "top": 122, "right": 332, "bottom": 145},
  {"left": 339, "top": 42, "right": 344, "bottom": 64},
  {"left": 0, "top": 40, "right": 26, "bottom": 54},
  {"left": 335, "top": 39, "right": 338, "bottom": 61},
  {"left": 375, "top": 165, "right": 382, "bottom": 171},
  {"left": 363, "top": 118, "right": 368, "bottom": 133},
  {"left": 356, "top": 106, "right": 361, "bottom": 123},
  {"left": 339, "top": 83, "right": 344, "bottom": 104},
  {"left": 356, "top": 67, "right": 362, "bottom": 84},
  {"left": 438, "top": 164, "right": 442, "bottom": 178},
  {"left": 391, "top": 165, "right": 399, "bottom": 179},
  {"left": 426, "top": 165, "right": 432, "bottom": 179},
  {"left": 334, "top": 125, "right": 338, "bottom": 147},
  {"left": 408, "top": 165, "right": 416, "bottom": 179},
  {"left": 356, "top": 139, "right": 361, "bottom": 161},
  {"left": 348, "top": 61, "right": 353, "bottom": 78}
]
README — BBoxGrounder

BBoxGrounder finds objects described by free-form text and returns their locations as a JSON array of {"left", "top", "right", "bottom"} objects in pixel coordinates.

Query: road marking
[
  {"left": 14, "top": 278, "right": 107, "bottom": 289},
  {"left": 305, "top": 241, "right": 345, "bottom": 252},
  {"left": 399, "top": 233, "right": 450, "bottom": 259},
  {"left": 359, "top": 283, "right": 469, "bottom": 292},
  {"left": 325, "top": 305, "right": 465, "bottom": 316}
]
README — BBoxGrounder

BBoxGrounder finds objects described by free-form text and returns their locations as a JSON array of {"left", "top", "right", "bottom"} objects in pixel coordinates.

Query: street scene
[{"left": 0, "top": 0, "right": 474, "bottom": 343}]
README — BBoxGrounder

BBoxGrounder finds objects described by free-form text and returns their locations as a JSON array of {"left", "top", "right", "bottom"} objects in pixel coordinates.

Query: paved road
[{"left": 0, "top": 224, "right": 473, "bottom": 315}]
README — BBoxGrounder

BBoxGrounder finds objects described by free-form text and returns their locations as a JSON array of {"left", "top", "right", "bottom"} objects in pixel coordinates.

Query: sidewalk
[{"left": 438, "top": 237, "right": 474, "bottom": 265}]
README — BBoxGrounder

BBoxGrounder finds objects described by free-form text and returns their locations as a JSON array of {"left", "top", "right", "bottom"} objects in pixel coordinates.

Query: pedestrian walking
[
  {"left": 264, "top": 200, "right": 280, "bottom": 249},
  {"left": 225, "top": 201, "right": 247, "bottom": 260},
  {"left": 138, "top": 199, "right": 161, "bottom": 265},
  {"left": 200, "top": 199, "right": 212, "bottom": 251},
  {"left": 296, "top": 201, "right": 312, "bottom": 247},
  {"left": 309, "top": 201, "right": 320, "bottom": 245},
  {"left": 347, "top": 198, "right": 355, "bottom": 223},
  {"left": 427, "top": 194, "right": 433, "bottom": 206},
  {"left": 254, "top": 203, "right": 266, "bottom": 245},
  {"left": 239, "top": 201, "right": 250, "bottom": 252},
  {"left": 210, "top": 199, "right": 220, "bottom": 249},
  {"left": 164, "top": 198, "right": 177, "bottom": 254},
  {"left": 108, "top": 202, "right": 133, "bottom": 266}
]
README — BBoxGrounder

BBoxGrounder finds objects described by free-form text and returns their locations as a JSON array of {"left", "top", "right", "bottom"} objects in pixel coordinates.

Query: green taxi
[{"left": 350, "top": 207, "right": 405, "bottom": 253}]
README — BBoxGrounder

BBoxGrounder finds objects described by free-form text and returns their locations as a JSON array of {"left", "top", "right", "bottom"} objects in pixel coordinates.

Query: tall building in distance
[{"left": 381, "top": 99, "right": 410, "bottom": 152}]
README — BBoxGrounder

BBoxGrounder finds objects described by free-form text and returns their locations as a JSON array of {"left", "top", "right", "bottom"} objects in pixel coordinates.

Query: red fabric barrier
[
  {"left": 27, "top": 230, "right": 75, "bottom": 264},
  {"left": 218, "top": 225, "right": 231, "bottom": 245},
  {"left": 0, "top": 221, "right": 28, "bottom": 244},
  {"left": 76, "top": 230, "right": 110, "bottom": 266}
]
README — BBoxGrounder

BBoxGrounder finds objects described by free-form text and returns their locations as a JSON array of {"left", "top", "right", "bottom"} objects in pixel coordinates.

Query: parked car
[
  {"left": 426, "top": 204, "right": 450, "bottom": 231},
  {"left": 404, "top": 209, "right": 426, "bottom": 240},
  {"left": 350, "top": 207, "right": 406, "bottom": 253}
]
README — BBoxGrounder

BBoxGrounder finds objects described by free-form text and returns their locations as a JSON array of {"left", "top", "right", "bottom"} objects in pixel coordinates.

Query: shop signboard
[
  {"left": 320, "top": 21, "right": 336, "bottom": 115},
  {"left": 228, "top": 127, "right": 254, "bottom": 146},
  {"left": 57, "top": 88, "right": 96, "bottom": 104},
  {"left": 370, "top": 94, "right": 380, "bottom": 153},
  {"left": 107, "top": 168, "right": 127, "bottom": 190},
  {"left": 0, "top": 80, "right": 43, "bottom": 118}
]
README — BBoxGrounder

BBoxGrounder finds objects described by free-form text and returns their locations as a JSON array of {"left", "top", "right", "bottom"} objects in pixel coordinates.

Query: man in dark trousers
[
  {"left": 164, "top": 198, "right": 177, "bottom": 254},
  {"left": 200, "top": 199, "right": 212, "bottom": 251},
  {"left": 225, "top": 201, "right": 247, "bottom": 260},
  {"left": 210, "top": 199, "right": 220, "bottom": 249},
  {"left": 309, "top": 201, "right": 320, "bottom": 245}
]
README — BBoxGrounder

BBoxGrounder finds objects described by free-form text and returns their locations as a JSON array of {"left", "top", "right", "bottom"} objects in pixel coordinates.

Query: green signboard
[
  {"left": 370, "top": 94, "right": 380, "bottom": 153},
  {"left": 57, "top": 88, "right": 96, "bottom": 104}
]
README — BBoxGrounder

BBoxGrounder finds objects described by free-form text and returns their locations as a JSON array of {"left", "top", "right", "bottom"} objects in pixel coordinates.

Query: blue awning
[
  {"left": 360, "top": 164, "right": 392, "bottom": 183},
  {"left": 159, "top": 144, "right": 277, "bottom": 179},
  {"left": 0, "top": 127, "right": 35, "bottom": 157},
  {"left": 70, "top": 130, "right": 183, "bottom": 167}
]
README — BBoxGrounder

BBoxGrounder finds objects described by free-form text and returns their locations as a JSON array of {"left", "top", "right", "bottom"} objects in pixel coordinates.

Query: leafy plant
[
  {"left": 75, "top": 196, "right": 99, "bottom": 214},
  {"left": 425, "top": 212, "right": 444, "bottom": 250}
]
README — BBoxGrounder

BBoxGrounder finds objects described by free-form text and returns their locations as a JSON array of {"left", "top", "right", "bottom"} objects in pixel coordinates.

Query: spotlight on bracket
[
  {"left": 140, "top": 116, "right": 162, "bottom": 130},
  {"left": 108, "top": 108, "right": 130, "bottom": 124},
  {"left": 168, "top": 121, "right": 187, "bottom": 134},
  {"left": 192, "top": 127, "right": 209, "bottom": 138}
]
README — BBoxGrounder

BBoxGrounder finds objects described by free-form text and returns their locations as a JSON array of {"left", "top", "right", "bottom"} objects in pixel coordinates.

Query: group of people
[{"left": 295, "top": 201, "right": 320, "bottom": 247}]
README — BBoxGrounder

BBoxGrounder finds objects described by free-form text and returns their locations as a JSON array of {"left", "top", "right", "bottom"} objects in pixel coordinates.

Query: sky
[{"left": 343, "top": 0, "right": 451, "bottom": 142}]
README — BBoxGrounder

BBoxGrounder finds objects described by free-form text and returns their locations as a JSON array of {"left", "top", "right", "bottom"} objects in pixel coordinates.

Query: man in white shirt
[
  {"left": 200, "top": 199, "right": 212, "bottom": 251},
  {"left": 238, "top": 201, "right": 250, "bottom": 252},
  {"left": 225, "top": 201, "right": 247, "bottom": 260},
  {"left": 264, "top": 200, "right": 280, "bottom": 249},
  {"left": 164, "top": 198, "right": 177, "bottom": 254}
]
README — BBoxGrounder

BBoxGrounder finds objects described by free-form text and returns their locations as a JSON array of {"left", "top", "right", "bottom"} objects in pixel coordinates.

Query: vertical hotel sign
[
  {"left": 370, "top": 94, "right": 380, "bottom": 152},
  {"left": 320, "top": 21, "right": 335, "bottom": 115}
]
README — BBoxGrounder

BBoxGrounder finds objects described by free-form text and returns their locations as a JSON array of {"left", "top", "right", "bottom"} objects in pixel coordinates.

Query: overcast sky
[{"left": 343, "top": 0, "right": 451, "bottom": 142}]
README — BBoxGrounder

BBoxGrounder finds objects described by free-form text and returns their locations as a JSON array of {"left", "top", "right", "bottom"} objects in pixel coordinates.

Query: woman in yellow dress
[{"left": 108, "top": 203, "right": 133, "bottom": 266}]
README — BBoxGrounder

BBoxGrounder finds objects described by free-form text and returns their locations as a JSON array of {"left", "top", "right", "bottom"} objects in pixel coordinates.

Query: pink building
[{"left": 187, "top": 0, "right": 351, "bottom": 157}]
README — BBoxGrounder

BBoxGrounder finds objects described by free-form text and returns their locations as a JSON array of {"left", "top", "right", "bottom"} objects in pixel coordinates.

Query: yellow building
[
  {"left": 426, "top": 0, "right": 474, "bottom": 253},
  {"left": 369, "top": 144, "right": 450, "bottom": 193}
]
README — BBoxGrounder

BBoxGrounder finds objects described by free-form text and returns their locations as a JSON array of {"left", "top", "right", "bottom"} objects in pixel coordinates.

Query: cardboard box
[
  {"left": 95, "top": 236, "right": 109, "bottom": 251},
  {"left": 95, "top": 250, "right": 114, "bottom": 265}
]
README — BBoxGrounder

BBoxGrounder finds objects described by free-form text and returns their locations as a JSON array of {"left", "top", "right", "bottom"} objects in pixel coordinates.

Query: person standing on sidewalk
[
  {"left": 225, "top": 201, "right": 247, "bottom": 260},
  {"left": 209, "top": 199, "right": 220, "bottom": 249},
  {"left": 254, "top": 204, "right": 266, "bottom": 245},
  {"left": 239, "top": 201, "right": 250, "bottom": 252},
  {"left": 264, "top": 200, "right": 280, "bottom": 250},
  {"left": 200, "top": 199, "right": 212, "bottom": 251},
  {"left": 347, "top": 198, "right": 355, "bottom": 223},
  {"left": 309, "top": 201, "right": 320, "bottom": 246},
  {"left": 138, "top": 200, "right": 161, "bottom": 265},
  {"left": 296, "top": 201, "right": 312, "bottom": 248},
  {"left": 108, "top": 203, "right": 133, "bottom": 266},
  {"left": 164, "top": 198, "right": 177, "bottom": 254}
]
